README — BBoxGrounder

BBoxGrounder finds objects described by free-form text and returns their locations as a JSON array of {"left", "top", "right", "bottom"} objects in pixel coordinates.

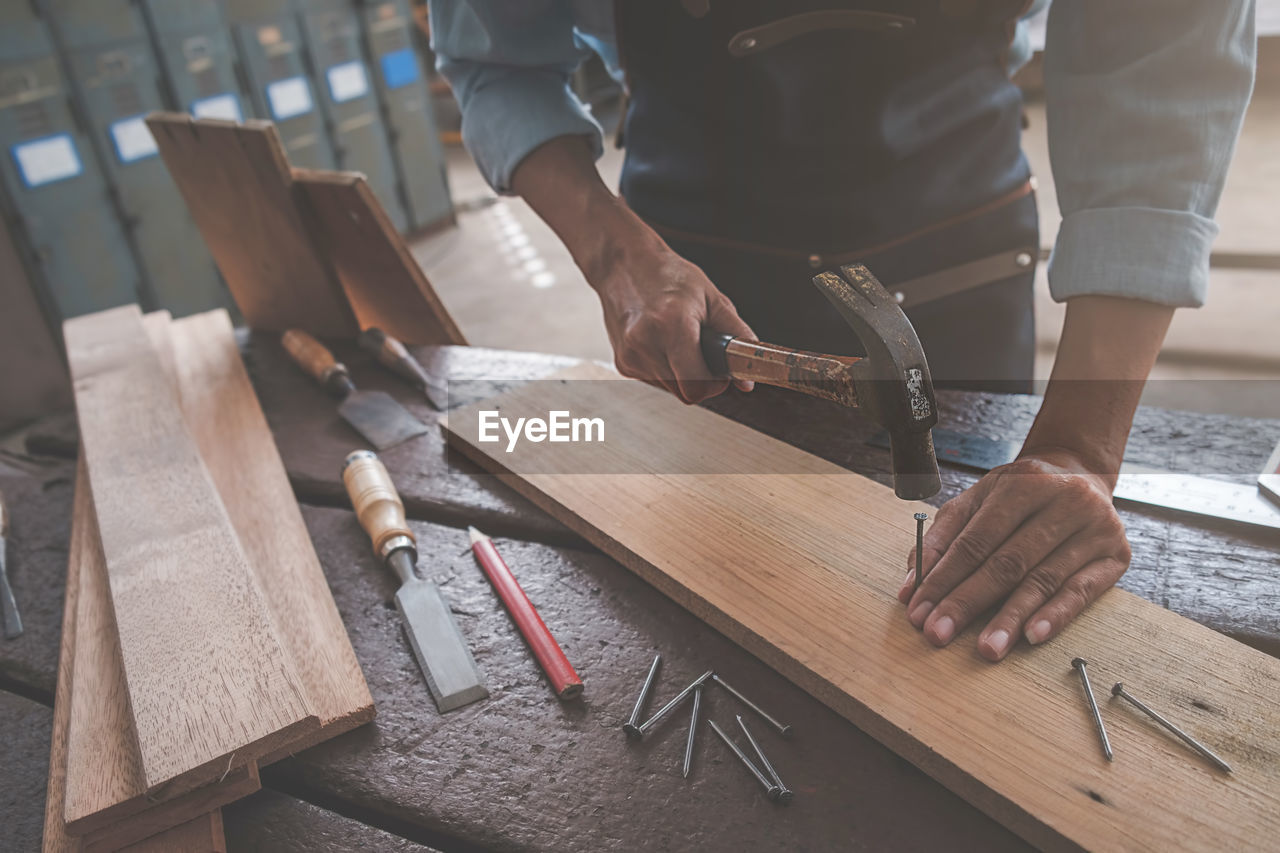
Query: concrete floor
[{"left": 412, "top": 72, "right": 1280, "bottom": 421}]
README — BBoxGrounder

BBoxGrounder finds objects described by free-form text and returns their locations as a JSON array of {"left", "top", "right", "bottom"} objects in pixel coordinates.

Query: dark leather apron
[{"left": 614, "top": 0, "right": 1039, "bottom": 390}]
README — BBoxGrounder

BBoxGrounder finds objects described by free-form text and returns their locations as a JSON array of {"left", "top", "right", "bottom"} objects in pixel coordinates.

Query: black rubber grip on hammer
[{"left": 700, "top": 329, "right": 735, "bottom": 377}]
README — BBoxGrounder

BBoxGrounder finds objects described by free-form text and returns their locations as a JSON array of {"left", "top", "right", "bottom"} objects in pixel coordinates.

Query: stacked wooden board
[
  {"left": 48, "top": 307, "right": 373, "bottom": 851},
  {"left": 443, "top": 363, "right": 1280, "bottom": 852}
]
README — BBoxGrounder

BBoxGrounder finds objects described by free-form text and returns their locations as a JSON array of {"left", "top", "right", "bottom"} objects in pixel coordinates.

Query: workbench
[{"left": 3, "top": 340, "right": 1277, "bottom": 851}]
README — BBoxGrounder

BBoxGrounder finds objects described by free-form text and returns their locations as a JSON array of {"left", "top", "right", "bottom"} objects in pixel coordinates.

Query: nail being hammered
[{"left": 913, "top": 512, "right": 928, "bottom": 595}]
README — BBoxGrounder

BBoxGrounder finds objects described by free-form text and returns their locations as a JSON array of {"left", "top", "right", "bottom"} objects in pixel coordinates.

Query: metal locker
[
  {"left": 47, "top": 0, "right": 232, "bottom": 318},
  {"left": 358, "top": 0, "right": 453, "bottom": 232},
  {"left": 0, "top": 4, "right": 140, "bottom": 321},
  {"left": 298, "top": 0, "right": 407, "bottom": 231},
  {"left": 139, "top": 0, "right": 248, "bottom": 124},
  {"left": 224, "top": 0, "right": 336, "bottom": 170}
]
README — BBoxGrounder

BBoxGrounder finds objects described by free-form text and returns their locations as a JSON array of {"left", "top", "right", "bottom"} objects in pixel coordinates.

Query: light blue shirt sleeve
[
  {"left": 428, "top": 1, "right": 610, "bottom": 194},
  {"left": 1043, "top": 1, "right": 1256, "bottom": 307}
]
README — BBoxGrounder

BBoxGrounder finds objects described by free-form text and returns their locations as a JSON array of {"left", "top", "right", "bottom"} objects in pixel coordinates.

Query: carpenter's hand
[
  {"left": 898, "top": 448, "right": 1130, "bottom": 661},
  {"left": 592, "top": 241, "right": 755, "bottom": 404}
]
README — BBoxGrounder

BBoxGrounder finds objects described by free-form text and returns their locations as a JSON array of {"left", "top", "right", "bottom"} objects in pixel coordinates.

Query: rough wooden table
[{"left": 2, "top": 339, "right": 1276, "bottom": 851}]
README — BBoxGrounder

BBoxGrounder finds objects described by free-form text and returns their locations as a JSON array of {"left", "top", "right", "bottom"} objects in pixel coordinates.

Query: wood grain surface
[
  {"left": 444, "top": 363, "right": 1280, "bottom": 852},
  {"left": 45, "top": 461, "right": 232, "bottom": 853},
  {"left": 145, "top": 114, "right": 357, "bottom": 338},
  {"left": 294, "top": 170, "right": 466, "bottom": 346},
  {"left": 63, "top": 305, "right": 317, "bottom": 793},
  {"left": 168, "top": 310, "right": 373, "bottom": 755}
]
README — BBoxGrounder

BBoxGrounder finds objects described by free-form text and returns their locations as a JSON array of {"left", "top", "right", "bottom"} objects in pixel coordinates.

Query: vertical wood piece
[
  {"left": 295, "top": 170, "right": 467, "bottom": 346},
  {"left": 442, "top": 363, "right": 1280, "bottom": 853},
  {"left": 144, "top": 113, "right": 357, "bottom": 337},
  {"left": 43, "top": 459, "right": 232, "bottom": 853},
  {"left": 63, "top": 305, "right": 318, "bottom": 794},
  {"left": 168, "top": 309, "right": 374, "bottom": 752}
]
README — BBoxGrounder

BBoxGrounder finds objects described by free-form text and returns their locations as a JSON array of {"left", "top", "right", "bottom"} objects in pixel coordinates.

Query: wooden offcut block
[
  {"left": 443, "top": 363, "right": 1280, "bottom": 852},
  {"left": 64, "top": 306, "right": 318, "bottom": 795}
]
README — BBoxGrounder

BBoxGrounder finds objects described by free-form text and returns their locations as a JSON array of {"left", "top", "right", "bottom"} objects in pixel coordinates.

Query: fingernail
[
  {"left": 983, "top": 629, "right": 1010, "bottom": 658},
  {"left": 930, "top": 615, "right": 955, "bottom": 645},
  {"left": 909, "top": 601, "right": 934, "bottom": 626},
  {"left": 1025, "top": 619, "right": 1052, "bottom": 644},
  {"left": 742, "top": 380, "right": 755, "bottom": 392}
]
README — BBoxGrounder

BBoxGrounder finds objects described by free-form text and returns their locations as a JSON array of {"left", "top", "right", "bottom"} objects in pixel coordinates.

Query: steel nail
[
  {"left": 1071, "top": 658, "right": 1113, "bottom": 761},
  {"left": 636, "top": 670, "right": 714, "bottom": 737},
  {"left": 913, "top": 512, "right": 928, "bottom": 595},
  {"left": 1111, "top": 683, "right": 1232, "bottom": 773},
  {"left": 711, "top": 674, "right": 793, "bottom": 738},
  {"left": 623, "top": 654, "right": 662, "bottom": 739},
  {"left": 683, "top": 686, "right": 703, "bottom": 778},
  {"left": 736, "top": 714, "right": 793, "bottom": 803},
  {"left": 708, "top": 719, "right": 781, "bottom": 800}
]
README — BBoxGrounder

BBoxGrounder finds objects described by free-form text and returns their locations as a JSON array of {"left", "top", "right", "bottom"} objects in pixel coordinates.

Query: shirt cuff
[
  {"left": 1047, "top": 207, "right": 1217, "bottom": 308},
  {"left": 460, "top": 71, "right": 604, "bottom": 194}
]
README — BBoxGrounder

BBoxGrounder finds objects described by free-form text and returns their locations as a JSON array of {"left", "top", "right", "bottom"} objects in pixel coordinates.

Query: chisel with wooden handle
[
  {"left": 283, "top": 330, "right": 428, "bottom": 450},
  {"left": 357, "top": 327, "right": 448, "bottom": 411},
  {"left": 0, "top": 488, "right": 21, "bottom": 639},
  {"left": 342, "top": 450, "right": 488, "bottom": 712}
]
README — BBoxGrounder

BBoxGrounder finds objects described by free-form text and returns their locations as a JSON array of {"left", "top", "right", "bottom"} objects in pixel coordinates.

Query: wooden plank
[
  {"left": 144, "top": 113, "right": 357, "bottom": 337},
  {"left": 63, "top": 304, "right": 318, "bottom": 793},
  {"left": 295, "top": 170, "right": 466, "bottom": 346},
  {"left": 44, "top": 461, "right": 233, "bottom": 853},
  {"left": 442, "top": 363, "right": 1280, "bottom": 852},
  {"left": 167, "top": 309, "right": 373, "bottom": 754}
]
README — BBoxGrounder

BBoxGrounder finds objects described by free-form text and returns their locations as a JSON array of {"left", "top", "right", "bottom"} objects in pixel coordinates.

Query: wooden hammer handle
[
  {"left": 700, "top": 331, "right": 862, "bottom": 407},
  {"left": 282, "top": 329, "right": 353, "bottom": 398},
  {"left": 342, "top": 450, "right": 415, "bottom": 560}
]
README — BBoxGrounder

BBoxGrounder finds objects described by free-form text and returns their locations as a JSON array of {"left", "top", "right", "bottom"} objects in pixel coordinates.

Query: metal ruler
[{"left": 870, "top": 429, "right": 1280, "bottom": 532}]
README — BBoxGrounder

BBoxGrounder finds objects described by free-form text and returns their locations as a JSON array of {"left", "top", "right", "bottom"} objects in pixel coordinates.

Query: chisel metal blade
[
  {"left": 395, "top": 577, "right": 489, "bottom": 713},
  {"left": 339, "top": 390, "right": 429, "bottom": 450}
]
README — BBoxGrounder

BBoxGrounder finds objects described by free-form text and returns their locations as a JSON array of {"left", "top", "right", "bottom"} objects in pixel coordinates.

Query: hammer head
[{"left": 811, "top": 265, "right": 940, "bottom": 501}]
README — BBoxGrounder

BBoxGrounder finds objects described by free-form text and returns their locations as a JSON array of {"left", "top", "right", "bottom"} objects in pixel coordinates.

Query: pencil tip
[{"left": 468, "top": 525, "right": 486, "bottom": 544}]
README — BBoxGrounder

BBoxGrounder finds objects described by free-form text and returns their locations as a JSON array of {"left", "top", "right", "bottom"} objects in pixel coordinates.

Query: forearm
[
  {"left": 511, "top": 135, "right": 661, "bottom": 287},
  {"left": 1021, "top": 296, "right": 1174, "bottom": 482}
]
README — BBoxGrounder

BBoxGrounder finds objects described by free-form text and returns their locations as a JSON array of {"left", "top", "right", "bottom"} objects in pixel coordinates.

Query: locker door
[
  {"left": 224, "top": 0, "right": 335, "bottom": 169},
  {"left": 0, "top": 5, "right": 140, "bottom": 321},
  {"left": 359, "top": 0, "right": 453, "bottom": 231},
  {"left": 140, "top": 0, "right": 248, "bottom": 124},
  {"left": 299, "top": 0, "right": 406, "bottom": 231},
  {"left": 49, "top": 0, "right": 232, "bottom": 318}
]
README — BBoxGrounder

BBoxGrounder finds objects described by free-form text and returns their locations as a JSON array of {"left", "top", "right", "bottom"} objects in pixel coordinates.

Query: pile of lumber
[{"left": 46, "top": 306, "right": 373, "bottom": 852}]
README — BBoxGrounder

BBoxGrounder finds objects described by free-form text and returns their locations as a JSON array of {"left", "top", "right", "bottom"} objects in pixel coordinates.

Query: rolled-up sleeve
[
  {"left": 1044, "top": 1, "right": 1256, "bottom": 307},
  {"left": 429, "top": 1, "right": 604, "bottom": 193}
]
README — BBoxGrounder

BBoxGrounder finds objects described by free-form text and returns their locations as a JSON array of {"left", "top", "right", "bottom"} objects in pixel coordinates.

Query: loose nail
[
  {"left": 909, "top": 601, "right": 934, "bottom": 626},
  {"left": 930, "top": 615, "right": 955, "bottom": 645},
  {"left": 1026, "top": 619, "right": 1052, "bottom": 644},
  {"left": 983, "top": 629, "right": 1010, "bottom": 658}
]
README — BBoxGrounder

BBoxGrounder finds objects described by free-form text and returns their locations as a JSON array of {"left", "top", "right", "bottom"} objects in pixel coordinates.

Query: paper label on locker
[
  {"left": 327, "top": 61, "right": 369, "bottom": 103},
  {"left": 266, "top": 76, "right": 313, "bottom": 120},
  {"left": 110, "top": 115, "right": 158, "bottom": 164},
  {"left": 380, "top": 48, "right": 420, "bottom": 89},
  {"left": 191, "top": 93, "right": 243, "bottom": 122},
  {"left": 11, "top": 134, "right": 83, "bottom": 188}
]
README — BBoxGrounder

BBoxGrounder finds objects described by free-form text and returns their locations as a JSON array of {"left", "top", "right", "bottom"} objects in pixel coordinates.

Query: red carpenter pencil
[{"left": 468, "top": 526, "right": 584, "bottom": 700}]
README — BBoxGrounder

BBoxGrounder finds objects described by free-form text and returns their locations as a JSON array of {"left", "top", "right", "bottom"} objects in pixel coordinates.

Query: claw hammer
[{"left": 700, "top": 263, "right": 940, "bottom": 500}]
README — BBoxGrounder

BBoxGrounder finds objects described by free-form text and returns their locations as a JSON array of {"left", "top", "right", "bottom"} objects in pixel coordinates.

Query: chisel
[
  {"left": 343, "top": 450, "right": 488, "bottom": 712},
  {"left": 283, "top": 330, "right": 428, "bottom": 450},
  {"left": 357, "top": 327, "right": 448, "bottom": 411},
  {"left": 0, "top": 488, "right": 21, "bottom": 639}
]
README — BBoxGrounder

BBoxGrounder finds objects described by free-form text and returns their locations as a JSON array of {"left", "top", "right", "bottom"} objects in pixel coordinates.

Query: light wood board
[
  {"left": 443, "top": 363, "right": 1280, "bottom": 852},
  {"left": 63, "top": 313, "right": 262, "bottom": 840},
  {"left": 145, "top": 113, "right": 357, "bottom": 337},
  {"left": 43, "top": 459, "right": 233, "bottom": 853},
  {"left": 168, "top": 309, "right": 374, "bottom": 755},
  {"left": 294, "top": 169, "right": 466, "bottom": 346},
  {"left": 63, "top": 305, "right": 317, "bottom": 793}
]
